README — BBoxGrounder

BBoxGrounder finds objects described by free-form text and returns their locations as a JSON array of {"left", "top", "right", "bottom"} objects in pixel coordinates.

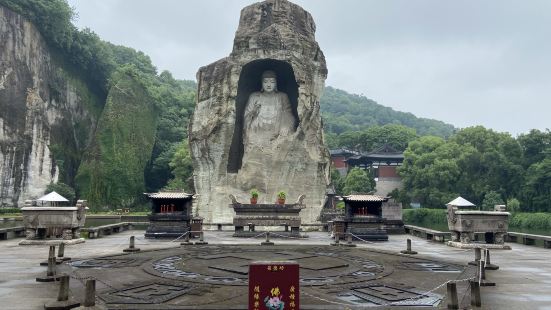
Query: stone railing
[
  {"left": 404, "top": 225, "right": 451, "bottom": 242},
  {"left": 81, "top": 222, "right": 144, "bottom": 239},
  {"left": 505, "top": 232, "right": 551, "bottom": 248},
  {"left": 0, "top": 226, "right": 26, "bottom": 240}
]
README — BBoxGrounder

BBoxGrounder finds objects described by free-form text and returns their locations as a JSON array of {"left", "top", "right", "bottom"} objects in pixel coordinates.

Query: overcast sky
[{"left": 67, "top": 0, "right": 551, "bottom": 136}]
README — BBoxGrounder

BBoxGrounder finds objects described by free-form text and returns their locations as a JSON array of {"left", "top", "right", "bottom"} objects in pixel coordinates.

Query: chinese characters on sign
[{"left": 249, "top": 261, "right": 299, "bottom": 310}]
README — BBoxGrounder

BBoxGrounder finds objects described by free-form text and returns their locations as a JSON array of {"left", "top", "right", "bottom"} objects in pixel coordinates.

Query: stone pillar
[
  {"left": 44, "top": 275, "right": 80, "bottom": 309},
  {"left": 478, "top": 260, "right": 496, "bottom": 287},
  {"left": 331, "top": 233, "right": 340, "bottom": 246},
  {"left": 36, "top": 256, "right": 58, "bottom": 282},
  {"left": 123, "top": 235, "right": 140, "bottom": 252},
  {"left": 84, "top": 279, "right": 96, "bottom": 307},
  {"left": 180, "top": 231, "right": 193, "bottom": 246},
  {"left": 484, "top": 250, "right": 499, "bottom": 270},
  {"left": 57, "top": 275, "right": 70, "bottom": 301},
  {"left": 400, "top": 238, "right": 418, "bottom": 254},
  {"left": 446, "top": 282, "right": 458, "bottom": 309},
  {"left": 469, "top": 248, "right": 482, "bottom": 266},
  {"left": 261, "top": 231, "right": 274, "bottom": 246},
  {"left": 195, "top": 231, "right": 208, "bottom": 245},
  {"left": 470, "top": 280, "right": 481, "bottom": 307},
  {"left": 345, "top": 233, "right": 356, "bottom": 247}
]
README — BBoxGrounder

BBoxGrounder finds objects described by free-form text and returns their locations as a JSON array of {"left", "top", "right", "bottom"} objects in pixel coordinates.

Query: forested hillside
[{"left": 320, "top": 87, "right": 455, "bottom": 138}]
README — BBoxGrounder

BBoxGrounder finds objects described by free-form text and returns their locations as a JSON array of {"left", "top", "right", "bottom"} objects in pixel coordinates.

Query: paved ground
[{"left": 0, "top": 230, "right": 549, "bottom": 309}]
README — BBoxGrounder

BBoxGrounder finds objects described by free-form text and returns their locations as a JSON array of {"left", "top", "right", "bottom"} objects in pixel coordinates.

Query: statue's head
[{"left": 261, "top": 70, "right": 277, "bottom": 93}]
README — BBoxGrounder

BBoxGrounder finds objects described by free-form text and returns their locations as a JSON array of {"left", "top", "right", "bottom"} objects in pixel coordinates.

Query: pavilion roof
[
  {"left": 37, "top": 191, "right": 69, "bottom": 202},
  {"left": 342, "top": 194, "right": 388, "bottom": 202},
  {"left": 447, "top": 196, "right": 476, "bottom": 207},
  {"left": 145, "top": 192, "right": 194, "bottom": 199}
]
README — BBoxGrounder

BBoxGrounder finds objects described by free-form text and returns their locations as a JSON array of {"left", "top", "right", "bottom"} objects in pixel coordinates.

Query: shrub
[
  {"left": 250, "top": 189, "right": 259, "bottom": 198},
  {"left": 0, "top": 208, "right": 21, "bottom": 214}
]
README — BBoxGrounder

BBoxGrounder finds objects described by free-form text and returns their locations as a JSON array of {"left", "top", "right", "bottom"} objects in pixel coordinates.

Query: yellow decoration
[{"left": 270, "top": 287, "right": 281, "bottom": 296}]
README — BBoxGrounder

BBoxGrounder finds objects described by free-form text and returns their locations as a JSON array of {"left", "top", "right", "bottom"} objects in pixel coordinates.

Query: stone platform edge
[
  {"left": 446, "top": 241, "right": 511, "bottom": 250},
  {"left": 19, "top": 238, "right": 85, "bottom": 246}
]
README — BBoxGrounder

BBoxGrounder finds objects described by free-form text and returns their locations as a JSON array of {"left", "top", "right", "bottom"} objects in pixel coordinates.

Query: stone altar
[
  {"left": 230, "top": 194, "right": 305, "bottom": 237},
  {"left": 190, "top": 0, "right": 330, "bottom": 224},
  {"left": 446, "top": 197, "right": 511, "bottom": 249},
  {"left": 19, "top": 200, "right": 87, "bottom": 245}
]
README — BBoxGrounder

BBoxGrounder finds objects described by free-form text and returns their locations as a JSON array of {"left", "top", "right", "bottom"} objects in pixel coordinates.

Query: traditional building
[
  {"left": 345, "top": 144, "right": 404, "bottom": 196},
  {"left": 332, "top": 194, "right": 389, "bottom": 241},
  {"left": 329, "top": 148, "right": 360, "bottom": 176},
  {"left": 144, "top": 191, "right": 194, "bottom": 238}
]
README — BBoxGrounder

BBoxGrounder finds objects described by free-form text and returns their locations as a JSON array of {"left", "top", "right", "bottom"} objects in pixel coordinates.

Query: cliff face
[
  {"left": 190, "top": 0, "right": 330, "bottom": 223},
  {"left": 76, "top": 74, "right": 157, "bottom": 208},
  {"left": 0, "top": 6, "right": 100, "bottom": 207}
]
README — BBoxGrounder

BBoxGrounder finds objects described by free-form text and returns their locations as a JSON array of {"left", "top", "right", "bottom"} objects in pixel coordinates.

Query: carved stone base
[
  {"left": 123, "top": 247, "right": 141, "bottom": 253},
  {"left": 44, "top": 298, "right": 80, "bottom": 310}
]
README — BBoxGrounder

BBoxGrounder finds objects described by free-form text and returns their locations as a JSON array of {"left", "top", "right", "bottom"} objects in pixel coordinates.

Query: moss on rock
[{"left": 77, "top": 73, "right": 157, "bottom": 208}]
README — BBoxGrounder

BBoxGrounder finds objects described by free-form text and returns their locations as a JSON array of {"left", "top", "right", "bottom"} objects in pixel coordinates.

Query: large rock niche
[{"left": 190, "top": 0, "right": 330, "bottom": 223}]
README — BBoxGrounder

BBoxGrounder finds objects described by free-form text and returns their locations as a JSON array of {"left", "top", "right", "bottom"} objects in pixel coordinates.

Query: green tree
[
  {"left": 167, "top": 142, "right": 194, "bottom": 192},
  {"left": 330, "top": 166, "right": 345, "bottom": 195},
  {"left": 481, "top": 191, "right": 504, "bottom": 211},
  {"left": 522, "top": 158, "right": 551, "bottom": 212},
  {"left": 507, "top": 198, "right": 521, "bottom": 213},
  {"left": 343, "top": 168, "right": 375, "bottom": 195},
  {"left": 400, "top": 127, "right": 525, "bottom": 209},
  {"left": 517, "top": 129, "right": 551, "bottom": 168},
  {"left": 45, "top": 182, "right": 76, "bottom": 204}
]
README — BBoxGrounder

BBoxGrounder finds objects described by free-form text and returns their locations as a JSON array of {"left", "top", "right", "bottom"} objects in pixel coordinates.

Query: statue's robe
[{"left": 238, "top": 91, "right": 295, "bottom": 194}]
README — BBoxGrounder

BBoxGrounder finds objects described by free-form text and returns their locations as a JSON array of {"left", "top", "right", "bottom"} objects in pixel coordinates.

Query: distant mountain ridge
[{"left": 320, "top": 86, "right": 455, "bottom": 138}]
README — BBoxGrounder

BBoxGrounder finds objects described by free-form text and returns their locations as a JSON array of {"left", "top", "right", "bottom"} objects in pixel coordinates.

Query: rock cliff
[
  {"left": 0, "top": 6, "right": 100, "bottom": 207},
  {"left": 190, "top": 0, "right": 330, "bottom": 223},
  {"left": 76, "top": 73, "right": 157, "bottom": 208}
]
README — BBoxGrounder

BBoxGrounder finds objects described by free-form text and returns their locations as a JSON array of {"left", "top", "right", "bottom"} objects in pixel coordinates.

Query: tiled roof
[
  {"left": 330, "top": 148, "right": 360, "bottom": 156},
  {"left": 342, "top": 194, "right": 388, "bottom": 202},
  {"left": 145, "top": 192, "right": 193, "bottom": 199}
]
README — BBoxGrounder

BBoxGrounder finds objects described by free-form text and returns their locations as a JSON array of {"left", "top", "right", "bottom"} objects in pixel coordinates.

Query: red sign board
[{"left": 249, "top": 261, "right": 299, "bottom": 310}]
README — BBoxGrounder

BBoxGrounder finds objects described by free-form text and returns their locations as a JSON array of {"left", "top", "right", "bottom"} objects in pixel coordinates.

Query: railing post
[
  {"left": 37, "top": 256, "right": 58, "bottom": 282},
  {"left": 484, "top": 249, "right": 499, "bottom": 270},
  {"left": 195, "top": 231, "right": 208, "bottom": 245},
  {"left": 400, "top": 238, "right": 417, "bottom": 254},
  {"left": 470, "top": 280, "right": 481, "bottom": 307},
  {"left": 181, "top": 231, "right": 193, "bottom": 245},
  {"left": 331, "top": 233, "right": 340, "bottom": 246},
  {"left": 261, "top": 231, "right": 274, "bottom": 246},
  {"left": 44, "top": 275, "right": 80, "bottom": 309},
  {"left": 447, "top": 282, "right": 458, "bottom": 309},
  {"left": 123, "top": 235, "right": 140, "bottom": 252},
  {"left": 469, "top": 248, "right": 481, "bottom": 266},
  {"left": 84, "top": 279, "right": 96, "bottom": 307},
  {"left": 345, "top": 233, "right": 356, "bottom": 247}
]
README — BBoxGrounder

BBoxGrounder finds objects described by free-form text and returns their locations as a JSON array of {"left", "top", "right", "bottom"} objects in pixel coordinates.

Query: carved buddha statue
[{"left": 242, "top": 70, "right": 295, "bottom": 151}]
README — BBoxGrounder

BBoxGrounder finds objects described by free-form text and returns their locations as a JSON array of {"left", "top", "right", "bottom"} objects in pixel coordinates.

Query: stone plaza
[{"left": 1, "top": 229, "right": 550, "bottom": 309}]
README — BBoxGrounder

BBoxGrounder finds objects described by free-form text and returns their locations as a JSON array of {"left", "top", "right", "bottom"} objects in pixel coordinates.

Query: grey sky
[{"left": 67, "top": 0, "right": 551, "bottom": 136}]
